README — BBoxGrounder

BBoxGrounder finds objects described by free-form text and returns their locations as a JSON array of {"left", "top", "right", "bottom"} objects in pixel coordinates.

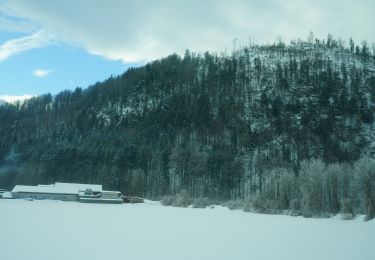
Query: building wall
[
  {"left": 79, "top": 197, "right": 123, "bottom": 204},
  {"left": 12, "top": 192, "right": 78, "bottom": 201},
  {"left": 101, "top": 192, "right": 121, "bottom": 199}
]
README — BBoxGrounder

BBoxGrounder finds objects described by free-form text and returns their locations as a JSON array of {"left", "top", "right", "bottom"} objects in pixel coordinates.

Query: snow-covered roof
[
  {"left": 1, "top": 191, "right": 12, "bottom": 198},
  {"left": 54, "top": 182, "right": 102, "bottom": 192},
  {"left": 37, "top": 184, "right": 54, "bottom": 187},
  {"left": 12, "top": 183, "right": 103, "bottom": 194},
  {"left": 12, "top": 185, "right": 79, "bottom": 194},
  {"left": 101, "top": 190, "right": 121, "bottom": 194}
]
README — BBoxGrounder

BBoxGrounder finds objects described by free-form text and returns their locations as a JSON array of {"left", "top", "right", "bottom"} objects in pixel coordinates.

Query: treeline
[
  {"left": 162, "top": 157, "right": 375, "bottom": 220},
  {"left": 250, "top": 158, "right": 374, "bottom": 219},
  {"left": 0, "top": 34, "right": 375, "bottom": 219}
]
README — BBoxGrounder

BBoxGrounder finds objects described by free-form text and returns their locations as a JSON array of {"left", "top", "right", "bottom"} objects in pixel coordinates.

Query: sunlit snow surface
[{"left": 0, "top": 199, "right": 374, "bottom": 260}]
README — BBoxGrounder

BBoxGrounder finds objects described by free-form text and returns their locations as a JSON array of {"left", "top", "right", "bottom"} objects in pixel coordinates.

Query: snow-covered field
[{"left": 0, "top": 199, "right": 374, "bottom": 260}]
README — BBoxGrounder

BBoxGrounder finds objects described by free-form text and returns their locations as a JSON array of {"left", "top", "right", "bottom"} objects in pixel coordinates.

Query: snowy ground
[{"left": 0, "top": 199, "right": 374, "bottom": 260}]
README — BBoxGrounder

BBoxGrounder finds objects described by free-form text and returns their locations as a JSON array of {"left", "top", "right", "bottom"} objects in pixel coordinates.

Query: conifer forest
[{"left": 1, "top": 35, "right": 375, "bottom": 219}]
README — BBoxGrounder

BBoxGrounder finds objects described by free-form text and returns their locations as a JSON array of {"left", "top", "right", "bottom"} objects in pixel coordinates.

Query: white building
[{"left": 11, "top": 182, "right": 122, "bottom": 204}]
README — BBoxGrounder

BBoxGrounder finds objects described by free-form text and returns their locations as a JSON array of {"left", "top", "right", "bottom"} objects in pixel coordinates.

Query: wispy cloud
[
  {"left": 68, "top": 80, "right": 86, "bottom": 86},
  {"left": 33, "top": 69, "right": 52, "bottom": 77},
  {"left": 0, "top": 94, "right": 35, "bottom": 103},
  {"left": 0, "top": 30, "right": 53, "bottom": 61},
  {"left": 0, "top": 15, "right": 37, "bottom": 33}
]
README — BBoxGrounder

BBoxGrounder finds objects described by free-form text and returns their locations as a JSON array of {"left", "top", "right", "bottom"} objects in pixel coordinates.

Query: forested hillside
[{"left": 1, "top": 35, "right": 375, "bottom": 218}]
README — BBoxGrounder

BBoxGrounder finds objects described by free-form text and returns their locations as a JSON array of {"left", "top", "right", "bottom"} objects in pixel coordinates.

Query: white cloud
[
  {"left": 0, "top": 30, "right": 53, "bottom": 61},
  {"left": 68, "top": 80, "right": 86, "bottom": 86},
  {"left": 33, "top": 69, "right": 51, "bottom": 77},
  {"left": 0, "top": 0, "right": 374, "bottom": 62},
  {"left": 0, "top": 94, "right": 35, "bottom": 103},
  {"left": 0, "top": 16, "right": 36, "bottom": 33}
]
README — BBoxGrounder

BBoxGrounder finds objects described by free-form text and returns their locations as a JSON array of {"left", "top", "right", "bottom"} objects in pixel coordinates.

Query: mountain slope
[{"left": 1, "top": 36, "right": 375, "bottom": 218}]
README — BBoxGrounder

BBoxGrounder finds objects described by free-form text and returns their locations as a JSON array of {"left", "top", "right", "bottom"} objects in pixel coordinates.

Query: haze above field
[{"left": 0, "top": 0, "right": 374, "bottom": 100}]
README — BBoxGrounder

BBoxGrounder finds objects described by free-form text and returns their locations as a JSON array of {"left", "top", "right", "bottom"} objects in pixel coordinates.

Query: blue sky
[
  {"left": 0, "top": 29, "right": 140, "bottom": 100},
  {"left": 0, "top": 36, "right": 135, "bottom": 96},
  {"left": 0, "top": 0, "right": 374, "bottom": 102}
]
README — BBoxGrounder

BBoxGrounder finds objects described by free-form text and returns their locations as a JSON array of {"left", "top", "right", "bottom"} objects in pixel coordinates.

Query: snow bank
[{"left": 0, "top": 199, "right": 374, "bottom": 260}]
